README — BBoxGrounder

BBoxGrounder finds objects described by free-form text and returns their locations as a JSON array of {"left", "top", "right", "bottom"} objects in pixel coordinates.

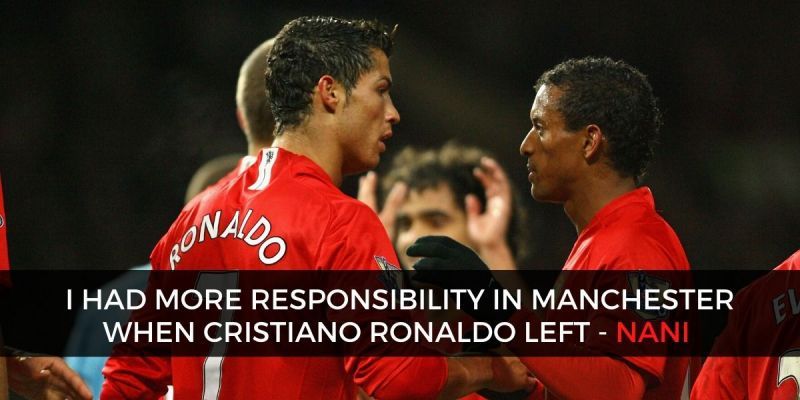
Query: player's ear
[
  {"left": 583, "top": 124, "right": 604, "bottom": 162},
  {"left": 317, "top": 75, "right": 339, "bottom": 113}
]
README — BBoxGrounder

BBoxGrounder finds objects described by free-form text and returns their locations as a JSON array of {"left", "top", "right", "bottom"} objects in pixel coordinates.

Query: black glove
[{"left": 407, "top": 236, "right": 513, "bottom": 323}]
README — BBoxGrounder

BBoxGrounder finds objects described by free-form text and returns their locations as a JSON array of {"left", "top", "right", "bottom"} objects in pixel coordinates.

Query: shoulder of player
[
  {"left": 585, "top": 221, "right": 686, "bottom": 269},
  {"left": 599, "top": 202, "right": 683, "bottom": 243},
  {"left": 590, "top": 218, "right": 663, "bottom": 246},
  {"left": 327, "top": 196, "right": 382, "bottom": 227},
  {"left": 780, "top": 249, "right": 800, "bottom": 269},
  {"left": 270, "top": 171, "right": 383, "bottom": 238},
  {"left": 736, "top": 254, "right": 799, "bottom": 301},
  {"left": 280, "top": 172, "right": 369, "bottom": 225}
]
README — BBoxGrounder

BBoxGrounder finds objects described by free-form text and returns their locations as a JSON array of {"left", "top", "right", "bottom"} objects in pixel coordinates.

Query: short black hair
[
  {"left": 266, "top": 16, "right": 395, "bottom": 134},
  {"left": 381, "top": 142, "right": 531, "bottom": 266},
  {"left": 536, "top": 57, "right": 662, "bottom": 180}
]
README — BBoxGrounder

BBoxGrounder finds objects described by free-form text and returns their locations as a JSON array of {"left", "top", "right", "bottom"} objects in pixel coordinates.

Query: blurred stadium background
[{"left": 1, "top": 2, "right": 798, "bottom": 269}]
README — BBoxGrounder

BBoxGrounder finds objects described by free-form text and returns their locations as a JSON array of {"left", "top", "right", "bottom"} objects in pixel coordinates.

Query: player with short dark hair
[
  {"left": 410, "top": 57, "right": 690, "bottom": 399},
  {"left": 267, "top": 17, "right": 394, "bottom": 136},
  {"left": 360, "top": 141, "right": 530, "bottom": 270},
  {"left": 102, "top": 16, "right": 532, "bottom": 400},
  {"left": 533, "top": 57, "right": 661, "bottom": 183}
]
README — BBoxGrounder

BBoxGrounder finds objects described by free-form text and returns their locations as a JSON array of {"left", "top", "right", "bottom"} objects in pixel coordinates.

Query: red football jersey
[
  {"left": 562, "top": 187, "right": 689, "bottom": 272},
  {"left": 691, "top": 250, "right": 800, "bottom": 400},
  {"left": 515, "top": 187, "right": 690, "bottom": 400},
  {"left": 564, "top": 186, "right": 689, "bottom": 400},
  {"left": 102, "top": 148, "right": 447, "bottom": 400},
  {"left": 0, "top": 174, "right": 9, "bottom": 270}
]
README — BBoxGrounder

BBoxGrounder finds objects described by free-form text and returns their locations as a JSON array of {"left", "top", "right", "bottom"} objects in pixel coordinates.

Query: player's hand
[
  {"left": 8, "top": 355, "right": 93, "bottom": 400},
  {"left": 358, "top": 171, "right": 407, "bottom": 241},
  {"left": 408, "top": 235, "right": 489, "bottom": 272},
  {"left": 408, "top": 236, "right": 512, "bottom": 323},
  {"left": 466, "top": 158, "right": 513, "bottom": 261},
  {"left": 485, "top": 356, "right": 536, "bottom": 395}
]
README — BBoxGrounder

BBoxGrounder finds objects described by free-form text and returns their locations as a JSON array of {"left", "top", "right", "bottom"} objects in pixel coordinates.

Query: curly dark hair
[
  {"left": 381, "top": 142, "right": 531, "bottom": 266},
  {"left": 266, "top": 16, "right": 395, "bottom": 134},
  {"left": 536, "top": 57, "right": 663, "bottom": 180}
]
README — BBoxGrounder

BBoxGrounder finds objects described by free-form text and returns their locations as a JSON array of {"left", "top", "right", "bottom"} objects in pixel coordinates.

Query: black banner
[{"left": 0, "top": 269, "right": 796, "bottom": 357}]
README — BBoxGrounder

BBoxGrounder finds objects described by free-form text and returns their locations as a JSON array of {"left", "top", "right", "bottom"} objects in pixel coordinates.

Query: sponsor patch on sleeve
[
  {"left": 374, "top": 256, "right": 401, "bottom": 290},
  {"left": 627, "top": 271, "right": 671, "bottom": 320}
]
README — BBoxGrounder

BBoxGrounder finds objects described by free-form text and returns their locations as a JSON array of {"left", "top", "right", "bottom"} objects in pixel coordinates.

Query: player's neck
[
  {"left": 564, "top": 175, "right": 637, "bottom": 233},
  {"left": 273, "top": 122, "right": 344, "bottom": 186},
  {"left": 247, "top": 140, "right": 273, "bottom": 157}
]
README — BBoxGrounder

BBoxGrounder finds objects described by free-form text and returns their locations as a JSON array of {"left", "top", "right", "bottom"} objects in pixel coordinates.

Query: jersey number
[
  {"left": 778, "top": 349, "right": 800, "bottom": 400},
  {"left": 196, "top": 272, "right": 239, "bottom": 400}
]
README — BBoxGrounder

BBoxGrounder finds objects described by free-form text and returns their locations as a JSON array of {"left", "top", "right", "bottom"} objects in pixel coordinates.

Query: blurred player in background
[
  {"left": 410, "top": 57, "right": 691, "bottom": 399},
  {"left": 691, "top": 250, "right": 800, "bottom": 399},
  {"left": 359, "top": 141, "right": 530, "bottom": 271},
  {"left": 102, "top": 16, "right": 532, "bottom": 399},
  {"left": 236, "top": 38, "right": 277, "bottom": 157},
  {"left": 360, "top": 143, "right": 541, "bottom": 399},
  {"left": 358, "top": 142, "right": 531, "bottom": 337}
]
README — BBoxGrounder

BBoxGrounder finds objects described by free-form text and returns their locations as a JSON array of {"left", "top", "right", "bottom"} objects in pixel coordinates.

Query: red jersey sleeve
[
  {"left": 585, "top": 227, "right": 689, "bottom": 387},
  {"left": 315, "top": 200, "right": 399, "bottom": 271},
  {"left": 101, "top": 237, "right": 175, "bottom": 399},
  {"left": 101, "top": 269, "right": 172, "bottom": 399},
  {"left": 539, "top": 221, "right": 690, "bottom": 398},
  {"left": 691, "top": 357, "right": 744, "bottom": 399},
  {"left": 316, "top": 201, "right": 449, "bottom": 399}
]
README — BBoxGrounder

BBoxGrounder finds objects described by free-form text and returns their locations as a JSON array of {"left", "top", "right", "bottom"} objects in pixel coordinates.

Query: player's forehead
[
  {"left": 530, "top": 84, "right": 562, "bottom": 120},
  {"left": 400, "top": 184, "right": 461, "bottom": 214}
]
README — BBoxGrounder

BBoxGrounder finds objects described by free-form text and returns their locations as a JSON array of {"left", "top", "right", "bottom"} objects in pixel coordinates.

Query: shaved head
[{"left": 236, "top": 37, "right": 276, "bottom": 149}]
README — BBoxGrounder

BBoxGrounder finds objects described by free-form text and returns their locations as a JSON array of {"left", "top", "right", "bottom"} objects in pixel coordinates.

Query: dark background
[{"left": 1, "top": 2, "right": 798, "bottom": 270}]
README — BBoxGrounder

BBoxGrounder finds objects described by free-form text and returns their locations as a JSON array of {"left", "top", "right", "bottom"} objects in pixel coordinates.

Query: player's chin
[
  {"left": 531, "top": 185, "right": 550, "bottom": 202},
  {"left": 365, "top": 151, "right": 381, "bottom": 169},
  {"left": 532, "top": 187, "right": 564, "bottom": 204},
  {"left": 347, "top": 156, "right": 380, "bottom": 176},
  {"left": 362, "top": 158, "right": 380, "bottom": 172}
]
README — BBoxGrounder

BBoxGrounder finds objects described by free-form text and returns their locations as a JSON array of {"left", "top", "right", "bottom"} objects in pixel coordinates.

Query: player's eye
[
  {"left": 395, "top": 216, "right": 411, "bottom": 232},
  {"left": 427, "top": 214, "right": 450, "bottom": 229}
]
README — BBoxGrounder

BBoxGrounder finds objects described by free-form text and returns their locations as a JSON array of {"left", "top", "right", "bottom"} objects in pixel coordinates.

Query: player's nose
[
  {"left": 520, "top": 129, "right": 535, "bottom": 157},
  {"left": 386, "top": 100, "right": 400, "bottom": 124}
]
